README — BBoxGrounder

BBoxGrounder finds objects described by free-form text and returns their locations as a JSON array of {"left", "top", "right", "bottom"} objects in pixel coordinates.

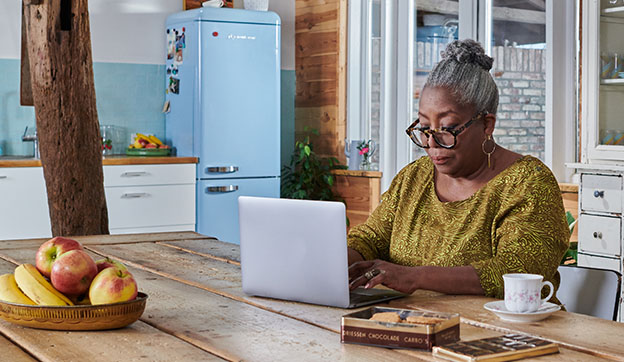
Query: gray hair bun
[{"left": 441, "top": 39, "right": 493, "bottom": 71}]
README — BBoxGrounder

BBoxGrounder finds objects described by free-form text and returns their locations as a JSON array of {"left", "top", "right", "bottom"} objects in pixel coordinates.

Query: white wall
[{"left": 0, "top": 0, "right": 294, "bottom": 68}]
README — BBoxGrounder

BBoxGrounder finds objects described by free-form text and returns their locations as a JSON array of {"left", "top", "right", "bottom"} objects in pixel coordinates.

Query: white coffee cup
[{"left": 503, "top": 273, "right": 554, "bottom": 313}]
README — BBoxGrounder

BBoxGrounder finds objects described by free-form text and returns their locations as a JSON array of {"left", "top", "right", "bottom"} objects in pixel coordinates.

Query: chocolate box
[{"left": 341, "top": 307, "right": 460, "bottom": 350}]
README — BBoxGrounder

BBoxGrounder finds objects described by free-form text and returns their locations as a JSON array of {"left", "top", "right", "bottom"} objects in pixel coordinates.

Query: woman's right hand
[{"left": 348, "top": 259, "right": 419, "bottom": 294}]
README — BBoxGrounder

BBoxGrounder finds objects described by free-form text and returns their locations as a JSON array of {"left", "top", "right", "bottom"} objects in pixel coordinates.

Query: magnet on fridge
[
  {"left": 162, "top": 99, "right": 171, "bottom": 114},
  {"left": 167, "top": 30, "right": 176, "bottom": 60},
  {"left": 168, "top": 77, "right": 180, "bottom": 94}
]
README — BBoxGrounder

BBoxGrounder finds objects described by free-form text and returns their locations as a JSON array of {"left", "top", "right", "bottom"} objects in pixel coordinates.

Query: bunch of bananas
[
  {"left": 129, "top": 133, "right": 170, "bottom": 150},
  {"left": 0, "top": 264, "right": 73, "bottom": 306}
]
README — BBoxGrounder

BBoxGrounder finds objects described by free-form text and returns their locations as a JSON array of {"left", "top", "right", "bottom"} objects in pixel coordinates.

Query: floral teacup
[{"left": 503, "top": 273, "right": 553, "bottom": 313}]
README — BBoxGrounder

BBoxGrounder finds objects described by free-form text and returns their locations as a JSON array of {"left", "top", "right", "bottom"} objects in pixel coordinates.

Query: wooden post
[{"left": 22, "top": 0, "right": 109, "bottom": 236}]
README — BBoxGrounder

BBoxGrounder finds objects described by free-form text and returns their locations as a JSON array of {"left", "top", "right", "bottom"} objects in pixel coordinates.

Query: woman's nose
[{"left": 427, "top": 133, "right": 439, "bottom": 148}]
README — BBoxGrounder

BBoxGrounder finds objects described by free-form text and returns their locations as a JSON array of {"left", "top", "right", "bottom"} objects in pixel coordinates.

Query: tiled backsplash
[
  {"left": 0, "top": 60, "right": 165, "bottom": 156},
  {"left": 0, "top": 59, "right": 295, "bottom": 170}
]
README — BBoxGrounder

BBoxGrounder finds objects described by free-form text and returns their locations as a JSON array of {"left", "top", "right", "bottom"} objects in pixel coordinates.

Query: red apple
[
  {"left": 50, "top": 250, "right": 98, "bottom": 296},
  {"left": 95, "top": 257, "right": 127, "bottom": 273},
  {"left": 89, "top": 267, "right": 138, "bottom": 305},
  {"left": 35, "top": 237, "right": 83, "bottom": 278}
]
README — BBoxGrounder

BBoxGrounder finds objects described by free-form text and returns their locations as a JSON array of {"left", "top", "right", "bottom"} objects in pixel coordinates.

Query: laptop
[{"left": 238, "top": 196, "right": 405, "bottom": 308}]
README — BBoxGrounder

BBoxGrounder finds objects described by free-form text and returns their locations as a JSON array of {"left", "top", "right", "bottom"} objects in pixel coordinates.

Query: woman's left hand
[{"left": 348, "top": 259, "right": 419, "bottom": 294}]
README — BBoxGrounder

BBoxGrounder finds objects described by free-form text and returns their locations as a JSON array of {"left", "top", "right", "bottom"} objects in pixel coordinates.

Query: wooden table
[{"left": 0, "top": 232, "right": 622, "bottom": 361}]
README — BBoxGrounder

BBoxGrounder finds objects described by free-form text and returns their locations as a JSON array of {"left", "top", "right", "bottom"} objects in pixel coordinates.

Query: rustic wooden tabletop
[{"left": 0, "top": 232, "right": 621, "bottom": 361}]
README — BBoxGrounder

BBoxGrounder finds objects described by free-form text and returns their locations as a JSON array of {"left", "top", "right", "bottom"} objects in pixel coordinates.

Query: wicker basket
[{"left": 0, "top": 292, "right": 147, "bottom": 330}]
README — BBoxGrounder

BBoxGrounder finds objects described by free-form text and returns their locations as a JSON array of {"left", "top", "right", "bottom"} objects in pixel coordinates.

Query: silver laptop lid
[{"left": 238, "top": 196, "right": 350, "bottom": 308}]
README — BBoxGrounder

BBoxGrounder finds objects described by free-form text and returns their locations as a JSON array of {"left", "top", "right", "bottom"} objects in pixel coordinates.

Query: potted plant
[{"left": 281, "top": 127, "right": 347, "bottom": 202}]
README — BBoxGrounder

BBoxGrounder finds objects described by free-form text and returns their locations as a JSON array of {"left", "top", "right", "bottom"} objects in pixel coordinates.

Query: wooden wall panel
[
  {"left": 332, "top": 170, "right": 382, "bottom": 229},
  {"left": 295, "top": 0, "right": 347, "bottom": 163},
  {"left": 559, "top": 183, "right": 578, "bottom": 244}
]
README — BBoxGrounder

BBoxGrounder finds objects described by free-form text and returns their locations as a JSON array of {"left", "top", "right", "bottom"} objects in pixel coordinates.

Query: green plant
[
  {"left": 561, "top": 211, "right": 578, "bottom": 265},
  {"left": 281, "top": 127, "right": 347, "bottom": 201}
]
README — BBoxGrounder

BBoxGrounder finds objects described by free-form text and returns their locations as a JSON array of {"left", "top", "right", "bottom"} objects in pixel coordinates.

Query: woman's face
[{"left": 418, "top": 86, "right": 492, "bottom": 178}]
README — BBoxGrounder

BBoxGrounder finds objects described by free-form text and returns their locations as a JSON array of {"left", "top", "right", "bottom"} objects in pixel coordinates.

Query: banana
[
  {"left": 14, "top": 264, "right": 73, "bottom": 306},
  {"left": 0, "top": 274, "right": 35, "bottom": 305},
  {"left": 148, "top": 135, "right": 163, "bottom": 146},
  {"left": 136, "top": 133, "right": 154, "bottom": 144}
]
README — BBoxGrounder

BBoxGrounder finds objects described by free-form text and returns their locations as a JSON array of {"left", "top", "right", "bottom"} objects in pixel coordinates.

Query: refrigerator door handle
[
  {"left": 206, "top": 166, "right": 239, "bottom": 174},
  {"left": 206, "top": 185, "right": 239, "bottom": 193}
]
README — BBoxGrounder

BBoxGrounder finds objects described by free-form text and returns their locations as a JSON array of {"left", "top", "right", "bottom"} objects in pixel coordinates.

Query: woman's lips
[{"left": 430, "top": 156, "right": 450, "bottom": 165}]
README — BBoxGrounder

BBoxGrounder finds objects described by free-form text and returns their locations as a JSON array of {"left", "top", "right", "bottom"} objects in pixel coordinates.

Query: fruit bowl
[
  {"left": 125, "top": 148, "right": 171, "bottom": 157},
  {"left": 0, "top": 292, "right": 148, "bottom": 331}
]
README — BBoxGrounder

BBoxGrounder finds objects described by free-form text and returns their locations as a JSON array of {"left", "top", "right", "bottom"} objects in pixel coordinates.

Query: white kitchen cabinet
[
  {"left": 0, "top": 163, "right": 196, "bottom": 240},
  {"left": 565, "top": 0, "right": 624, "bottom": 322},
  {"left": 103, "top": 164, "right": 195, "bottom": 234},
  {"left": 0, "top": 167, "right": 52, "bottom": 240}
]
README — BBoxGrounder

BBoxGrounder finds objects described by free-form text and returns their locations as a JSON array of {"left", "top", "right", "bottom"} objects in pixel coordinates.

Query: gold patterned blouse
[{"left": 347, "top": 155, "right": 570, "bottom": 299}]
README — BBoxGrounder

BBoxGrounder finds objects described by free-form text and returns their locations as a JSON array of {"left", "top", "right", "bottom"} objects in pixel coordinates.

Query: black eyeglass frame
[{"left": 405, "top": 111, "right": 488, "bottom": 149}]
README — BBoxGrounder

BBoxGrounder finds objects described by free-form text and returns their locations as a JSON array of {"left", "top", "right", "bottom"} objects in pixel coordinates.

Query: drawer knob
[
  {"left": 593, "top": 190, "right": 605, "bottom": 198},
  {"left": 593, "top": 231, "right": 603, "bottom": 239}
]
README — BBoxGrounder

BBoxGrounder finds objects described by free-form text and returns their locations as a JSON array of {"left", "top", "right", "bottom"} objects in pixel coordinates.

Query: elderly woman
[{"left": 347, "top": 39, "right": 569, "bottom": 299}]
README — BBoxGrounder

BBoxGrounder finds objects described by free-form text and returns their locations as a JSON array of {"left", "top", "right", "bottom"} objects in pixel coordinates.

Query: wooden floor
[{"left": 0, "top": 232, "right": 621, "bottom": 361}]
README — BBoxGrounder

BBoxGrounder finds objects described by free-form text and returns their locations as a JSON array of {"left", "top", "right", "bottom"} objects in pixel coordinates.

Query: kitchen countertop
[
  {"left": 0, "top": 231, "right": 622, "bottom": 361},
  {"left": 0, "top": 155, "right": 198, "bottom": 167}
]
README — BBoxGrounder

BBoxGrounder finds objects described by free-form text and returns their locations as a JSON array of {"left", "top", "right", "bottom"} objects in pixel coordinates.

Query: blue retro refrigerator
[{"left": 165, "top": 8, "right": 281, "bottom": 244}]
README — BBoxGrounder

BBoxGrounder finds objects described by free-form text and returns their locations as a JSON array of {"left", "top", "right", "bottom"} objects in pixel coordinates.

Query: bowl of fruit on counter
[
  {"left": 126, "top": 133, "right": 171, "bottom": 156},
  {"left": 0, "top": 237, "right": 147, "bottom": 330}
]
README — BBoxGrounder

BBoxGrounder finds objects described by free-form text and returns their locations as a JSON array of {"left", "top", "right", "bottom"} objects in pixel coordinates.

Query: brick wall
[
  {"left": 367, "top": 42, "right": 546, "bottom": 169},
  {"left": 491, "top": 46, "right": 546, "bottom": 160}
]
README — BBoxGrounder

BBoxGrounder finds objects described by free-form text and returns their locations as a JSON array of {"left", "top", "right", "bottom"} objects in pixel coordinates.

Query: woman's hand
[{"left": 348, "top": 259, "right": 419, "bottom": 294}]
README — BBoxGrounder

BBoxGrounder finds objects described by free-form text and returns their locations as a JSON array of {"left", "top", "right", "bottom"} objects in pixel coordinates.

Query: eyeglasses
[{"left": 405, "top": 111, "right": 487, "bottom": 149}]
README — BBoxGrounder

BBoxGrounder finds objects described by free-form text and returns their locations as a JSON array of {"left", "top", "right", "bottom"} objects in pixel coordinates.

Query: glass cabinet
[{"left": 583, "top": 0, "right": 624, "bottom": 162}]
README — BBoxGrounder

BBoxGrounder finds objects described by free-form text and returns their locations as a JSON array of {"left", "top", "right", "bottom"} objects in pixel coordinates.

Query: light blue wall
[
  {"left": 0, "top": 59, "right": 36, "bottom": 155},
  {"left": 0, "top": 59, "right": 295, "bottom": 160},
  {"left": 0, "top": 60, "right": 165, "bottom": 156}
]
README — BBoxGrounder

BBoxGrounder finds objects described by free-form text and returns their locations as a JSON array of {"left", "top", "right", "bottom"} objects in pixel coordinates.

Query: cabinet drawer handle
[
  {"left": 593, "top": 190, "right": 605, "bottom": 198},
  {"left": 206, "top": 166, "right": 238, "bottom": 173},
  {"left": 0, "top": 176, "right": 6, "bottom": 179},
  {"left": 206, "top": 185, "right": 238, "bottom": 193},
  {"left": 121, "top": 171, "right": 148, "bottom": 177},
  {"left": 593, "top": 231, "right": 603, "bottom": 239},
  {"left": 121, "top": 192, "right": 149, "bottom": 199}
]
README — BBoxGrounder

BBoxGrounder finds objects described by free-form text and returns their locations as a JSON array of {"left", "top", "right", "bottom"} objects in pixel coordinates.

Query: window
[{"left": 347, "top": 0, "right": 576, "bottom": 190}]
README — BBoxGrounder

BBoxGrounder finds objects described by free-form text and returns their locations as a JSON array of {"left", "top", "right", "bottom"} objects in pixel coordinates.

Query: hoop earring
[{"left": 482, "top": 135, "right": 496, "bottom": 169}]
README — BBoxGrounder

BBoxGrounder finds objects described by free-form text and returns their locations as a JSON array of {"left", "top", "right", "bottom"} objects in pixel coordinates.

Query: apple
[
  {"left": 95, "top": 257, "right": 127, "bottom": 273},
  {"left": 50, "top": 250, "right": 98, "bottom": 296},
  {"left": 89, "top": 267, "right": 138, "bottom": 305},
  {"left": 35, "top": 237, "right": 83, "bottom": 278}
]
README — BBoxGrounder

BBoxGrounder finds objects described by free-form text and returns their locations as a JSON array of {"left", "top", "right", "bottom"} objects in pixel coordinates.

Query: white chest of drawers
[
  {"left": 571, "top": 166, "right": 624, "bottom": 322},
  {"left": 0, "top": 162, "right": 196, "bottom": 240}
]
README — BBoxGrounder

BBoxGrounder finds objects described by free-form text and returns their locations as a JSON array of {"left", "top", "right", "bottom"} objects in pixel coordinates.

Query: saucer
[{"left": 483, "top": 301, "right": 560, "bottom": 323}]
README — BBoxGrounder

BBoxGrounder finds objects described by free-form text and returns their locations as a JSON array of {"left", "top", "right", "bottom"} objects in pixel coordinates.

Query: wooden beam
[
  {"left": 20, "top": 1, "right": 33, "bottom": 106},
  {"left": 23, "top": 0, "right": 109, "bottom": 236}
]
